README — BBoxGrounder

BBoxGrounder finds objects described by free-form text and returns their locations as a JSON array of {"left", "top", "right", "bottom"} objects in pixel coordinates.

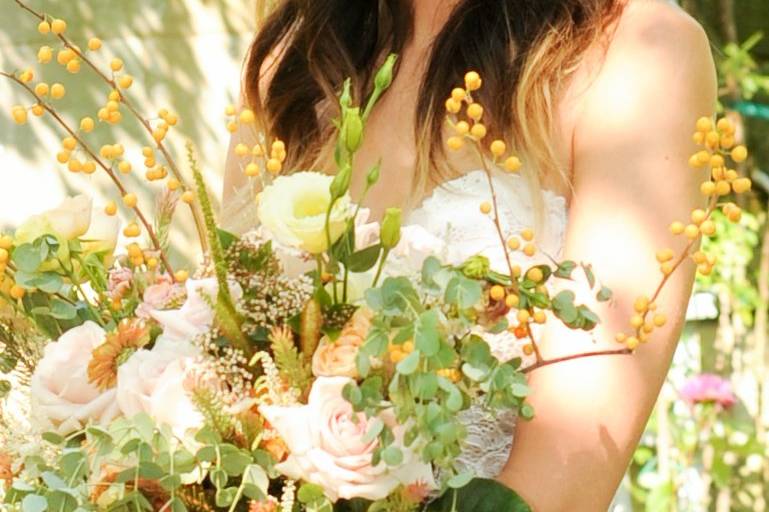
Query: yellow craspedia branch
[
  {"left": 225, "top": 105, "right": 287, "bottom": 182},
  {"left": 9, "top": 0, "right": 208, "bottom": 253}
]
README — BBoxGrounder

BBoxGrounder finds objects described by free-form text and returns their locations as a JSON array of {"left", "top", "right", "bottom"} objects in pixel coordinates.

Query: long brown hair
[{"left": 245, "top": 0, "right": 623, "bottom": 197}]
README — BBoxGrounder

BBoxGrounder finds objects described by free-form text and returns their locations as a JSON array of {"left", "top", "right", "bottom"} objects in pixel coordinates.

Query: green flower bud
[
  {"left": 330, "top": 164, "right": 352, "bottom": 201},
  {"left": 380, "top": 208, "right": 402, "bottom": 250},
  {"left": 341, "top": 107, "right": 363, "bottom": 154},
  {"left": 366, "top": 161, "right": 381, "bottom": 188},
  {"left": 375, "top": 54, "right": 397, "bottom": 92},
  {"left": 339, "top": 78, "right": 352, "bottom": 110},
  {"left": 460, "top": 255, "right": 491, "bottom": 279}
]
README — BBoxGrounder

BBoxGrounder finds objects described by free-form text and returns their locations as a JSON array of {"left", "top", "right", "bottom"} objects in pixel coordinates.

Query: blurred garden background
[{"left": 1, "top": 1, "right": 768, "bottom": 510}]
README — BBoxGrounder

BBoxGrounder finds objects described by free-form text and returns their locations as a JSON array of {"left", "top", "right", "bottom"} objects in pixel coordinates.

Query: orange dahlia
[{"left": 87, "top": 319, "right": 150, "bottom": 390}]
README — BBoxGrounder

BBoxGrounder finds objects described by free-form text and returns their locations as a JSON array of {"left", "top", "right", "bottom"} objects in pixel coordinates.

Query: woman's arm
[{"left": 498, "top": 4, "right": 716, "bottom": 510}]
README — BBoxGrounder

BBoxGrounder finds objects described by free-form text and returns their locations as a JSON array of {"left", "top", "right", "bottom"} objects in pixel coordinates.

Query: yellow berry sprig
[
  {"left": 444, "top": 71, "right": 524, "bottom": 283},
  {"left": 226, "top": 105, "right": 287, "bottom": 181},
  {"left": 614, "top": 116, "right": 749, "bottom": 351},
  {"left": 0, "top": 70, "right": 178, "bottom": 281},
  {"left": 12, "top": 0, "right": 208, "bottom": 253}
]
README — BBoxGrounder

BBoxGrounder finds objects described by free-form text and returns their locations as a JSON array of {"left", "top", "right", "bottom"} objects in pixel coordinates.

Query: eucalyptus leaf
[
  {"left": 396, "top": 350, "right": 420, "bottom": 375},
  {"left": 426, "top": 478, "right": 531, "bottom": 512}
]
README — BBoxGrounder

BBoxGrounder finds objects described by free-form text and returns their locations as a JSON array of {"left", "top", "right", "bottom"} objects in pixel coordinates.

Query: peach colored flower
[
  {"left": 312, "top": 308, "right": 372, "bottom": 378},
  {"left": 30, "top": 322, "right": 120, "bottom": 434},
  {"left": 259, "top": 376, "right": 435, "bottom": 502}
]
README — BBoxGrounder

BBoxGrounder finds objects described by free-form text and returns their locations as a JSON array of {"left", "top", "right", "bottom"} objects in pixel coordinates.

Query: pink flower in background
[
  {"left": 135, "top": 281, "right": 184, "bottom": 319},
  {"left": 680, "top": 374, "right": 737, "bottom": 408}
]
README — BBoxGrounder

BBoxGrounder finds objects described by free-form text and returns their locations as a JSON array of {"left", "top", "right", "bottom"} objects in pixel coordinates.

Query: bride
[{"left": 223, "top": 0, "right": 716, "bottom": 509}]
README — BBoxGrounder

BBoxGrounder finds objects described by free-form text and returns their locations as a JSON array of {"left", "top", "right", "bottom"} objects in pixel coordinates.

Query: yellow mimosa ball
[
  {"left": 615, "top": 332, "right": 627, "bottom": 344},
  {"left": 88, "top": 38, "right": 102, "bottom": 51},
  {"left": 66, "top": 59, "right": 81, "bottom": 74},
  {"left": 56, "top": 150, "right": 71, "bottom": 164},
  {"left": 235, "top": 143, "right": 249, "bottom": 157},
  {"left": 110, "top": 58, "right": 124, "bottom": 72},
  {"left": 34, "top": 83, "right": 49, "bottom": 97},
  {"left": 118, "top": 75, "right": 133, "bottom": 89},
  {"left": 38, "top": 46, "right": 53, "bottom": 63},
  {"left": 0, "top": 236, "right": 12, "bottom": 250},
  {"left": 445, "top": 98, "right": 461, "bottom": 114},
  {"left": 715, "top": 180, "right": 731, "bottom": 196},
  {"left": 38, "top": 21, "right": 51, "bottom": 34},
  {"left": 11, "top": 106, "right": 27, "bottom": 125},
  {"left": 19, "top": 69, "right": 34, "bottom": 83},
  {"left": 455, "top": 121, "right": 470, "bottom": 135},
  {"left": 479, "top": 201, "right": 492, "bottom": 214},
  {"left": 451, "top": 87, "right": 466, "bottom": 102},
  {"left": 699, "top": 220, "right": 716, "bottom": 236},
  {"left": 490, "top": 140, "right": 506, "bottom": 157},
  {"left": 533, "top": 310, "right": 547, "bottom": 324},
  {"left": 700, "top": 181, "right": 716, "bottom": 196},
  {"left": 705, "top": 131, "right": 720, "bottom": 149},
  {"left": 82, "top": 161, "right": 96, "bottom": 174},
  {"left": 67, "top": 158, "right": 81, "bottom": 173},
  {"left": 147, "top": 257, "right": 158, "bottom": 270},
  {"left": 118, "top": 161, "right": 132, "bottom": 174},
  {"left": 684, "top": 224, "right": 700, "bottom": 239},
  {"left": 123, "top": 223, "right": 141, "bottom": 238},
  {"left": 720, "top": 135, "right": 735, "bottom": 149},
  {"left": 523, "top": 243, "right": 536, "bottom": 257},
  {"left": 731, "top": 145, "right": 748, "bottom": 163},
  {"left": 97, "top": 108, "right": 109, "bottom": 121},
  {"left": 695, "top": 116, "right": 712, "bottom": 133},
  {"left": 245, "top": 163, "right": 260, "bottom": 177},
  {"left": 626, "top": 337, "right": 640, "bottom": 350},
  {"left": 467, "top": 103, "right": 483, "bottom": 121},
  {"left": 10, "top": 285, "right": 26, "bottom": 300},
  {"left": 166, "top": 113, "right": 178, "bottom": 126},
  {"left": 226, "top": 121, "right": 238, "bottom": 133},
  {"left": 50, "top": 83, "right": 65, "bottom": 99},
  {"left": 526, "top": 267, "right": 543, "bottom": 282},
  {"left": 507, "top": 237, "right": 520, "bottom": 250},
  {"left": 0, "top": 249, "right": 8, "bottom": 264},
  {"left": 634, "top": 296, "right": 649, "bottom": 313},
  {"left": 521, "top": 228, "right": 534, "bottom": 242},
  {"left": 181, "top": 191, "right": 195, "bottom": 204},
  {"left": 470, "top": 123, "right": 487, "bottom": 140},
  {"left": 239, "top": 109, "right": 255, "bottom": 124},
  {"left": 489, "top": 285, "right": 505, "bottom": 301},
  {"left": 167, "top": 178, "right": 181, "bottom": 191},
  {"left": 717, "top": 118, "right": 734, "bottom": 134},
  {"left": 504, "top": 156, "right": 522, "bottom": 173},
  {"left": 80, "top": 117, "right": 95, "bottom": 132},
  {"left": 266, "top": 158, "right": 282, "bottom": 174},
  {"left": 655, "top": 249, "right": 674, "bottom": 263},
  {"left": 732, "top": 177, "right": 751, "bottom": 194},
  {"left": 692, "top": 132, "right": 704, "bottom": 145},
  {"left": 51, "top": 19, "right": 67, "bottom": 35},
  {"left": 653, "top": 314, "right": 667, "bottom": 327},
  {"left": 31, "top": 104, "right": 45, "bottom": 117},
  {"left": 690, "top": 209, "right": 707, "bottom": 225},
  {"left": 62, "top": 136, "right": 77, "bottom": 151},
  {"left": 447, "top": 136, "right": 464, "bottom": 151},
  {"left": 104, "top": 201, "right": 118, "bottom": 216},
  {"left": 122, "top": 193, "right": 138, "bottom": 208},
  {"left": 709, "top": 154, "right": 724, "bottom": 168},
  {"left": 464, "top": 71, "right": 482, "bottom": 91},
  {"left": 505, "top": 294, "right": 519, "bottom": 308},
  {"left": 224, "top": 104, "right": 236, "bottom": 116},
  {"left": 174, "top": 270, "right": 189, "bottom": 283}
]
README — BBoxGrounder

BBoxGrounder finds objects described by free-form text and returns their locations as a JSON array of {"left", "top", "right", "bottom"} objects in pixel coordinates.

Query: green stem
[
  {"left": 371, "top": 248, "right": 390, "bottom": 288},
  {"left": 315, "top": 255, "right": 325, "bottom": 288}
]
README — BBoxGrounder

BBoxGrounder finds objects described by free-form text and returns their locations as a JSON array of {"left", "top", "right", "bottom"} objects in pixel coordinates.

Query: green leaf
[
  {"left": 581, "top": 263, "right": 596, "bottom": 288},
  {"left": 415, "top": 309, "right": 440, "bottom": 356},
  {"left": 426, "top": 478, "right": 531, "bottom": 512},
  {"left": 35, "top": 272, "right": 64, "bottom": 294},
  {"left": 217, "top": 229, "right": 239, "bottom": 251},
  {"left": 215, "top": 487, "right": 238, "bottom": 508},
  {"left": 597, "top": 286, "right": 613, "bottom": 302},
  {"left": 242, "top": 464, "right": 269, "bottom": 494},
  {"left": 347, "top": 244, "right": 381, "bottom": 272},
  {"left": 445, "top": 275, "right": 482, "bottom": 309},
  {"left": 210, "top": 468, "right": 228, "bottom": 489},
  {"left": 396, "top": 350, "right": 420, "bottom": 375},
  {"left": 21, "top": 494, "right": 47, "bottom": 512},
  {"left": 381, "top": 445, "right": 403, "bottom": 466},
  {"left": 297, "top": 483, "right": 326, "bottom": 504},
  {"left": 50, "top": 299, "right": 77, "bottom": 320},
  {"left": 362, "top": 418, "right": 384, "bottom": 444},
  {"left": 13, "top": 244, "right": 42, "bottom": 273},
  {"left": 220, "top": 446, "right": 252, "bottom": 475},
  {"left": 554, "top": 260, "right": 577, "bottom": 279},
  {"left": 447, "top": 471, "right": 474, "bottom": 489},
  {"left": 42, "top": 432, "right": 65, "bottom": 445}
]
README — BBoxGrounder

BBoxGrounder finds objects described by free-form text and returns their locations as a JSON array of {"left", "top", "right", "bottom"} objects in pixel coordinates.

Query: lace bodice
[{"left": 407, "top": 169, "right": 569, "bottom": 479}]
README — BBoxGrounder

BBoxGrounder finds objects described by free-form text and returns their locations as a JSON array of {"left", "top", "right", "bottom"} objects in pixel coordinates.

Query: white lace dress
[{"left": 406, "top": 169, "right": 569, "bottom": 479}]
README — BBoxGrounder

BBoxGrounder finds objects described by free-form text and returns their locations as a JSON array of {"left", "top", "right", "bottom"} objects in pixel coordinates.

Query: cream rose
[
  {"left": 30, "top": 321, "right": 120, "bottom": 434},
  {"left": 259, "top": 376, "right": 434, "bottom": 502},
  {"left": 257, "top": 172, "right": 353, "bottom": 254},
  {"left": 312, "top": 308, "right": 372, "bottom": 378},
  {"left": 15, "top": 195, "right": 92, "bottom": 244},
  {"left": 81, "top": 208, "right": 120, "bottom": 258},
  {"left": 116, "top": 338, "right": 203, "bottom": 436}
]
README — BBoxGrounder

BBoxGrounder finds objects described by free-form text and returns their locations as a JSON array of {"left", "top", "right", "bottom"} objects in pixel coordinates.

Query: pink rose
[
  {"left": 149, "top": 278, "right": 240, "bottom": 343},
  {"left": 116, "top": 338, "right": 204, "bottom": 436},
  {"left": 259, "top": 377, "right": 434, "bottom": 502},
  {"left": 30, "top": 322, "right": 120, "bottom": 434},
  {"left": 680, "top": 374, "right": 737, "bottom": 408},
  {"left": 312, "top": 308, "right": 372, "bottom": 378},
  {"left": 135, "top": 281, "right": 183, "bottom": 319},
  {"left": 107, "top": 268, "right": 133, "bottom": 300}
]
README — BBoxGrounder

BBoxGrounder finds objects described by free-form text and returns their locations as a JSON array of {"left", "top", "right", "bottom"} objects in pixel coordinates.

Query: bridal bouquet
[{"left": 0, "top": 3, "right": 752, "bottom": 511}]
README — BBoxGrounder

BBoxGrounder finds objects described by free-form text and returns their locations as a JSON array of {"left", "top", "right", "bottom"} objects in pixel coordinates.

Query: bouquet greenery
[{"left": 0, "top": 2, "right": 752, "bottom": 511}]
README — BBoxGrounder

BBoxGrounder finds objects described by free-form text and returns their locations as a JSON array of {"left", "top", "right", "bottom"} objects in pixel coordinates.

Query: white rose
[
  {"left": 81, "top": 208, "right": 120, "bottom": 257},
  {"left": 257, "top": 172, "right": 353, "bottom": 254},
  {"left": 260, "top": 376, "right": 435, "bottom": 502},
  {"left": 30, "top": 321, "right": 120, "bottom": 434},
  {"left": 116, "top": 338, "right": 203, "bottom": 437},
  {"left": 15, "top": 195, "right": 92, "bottom": 244}
]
